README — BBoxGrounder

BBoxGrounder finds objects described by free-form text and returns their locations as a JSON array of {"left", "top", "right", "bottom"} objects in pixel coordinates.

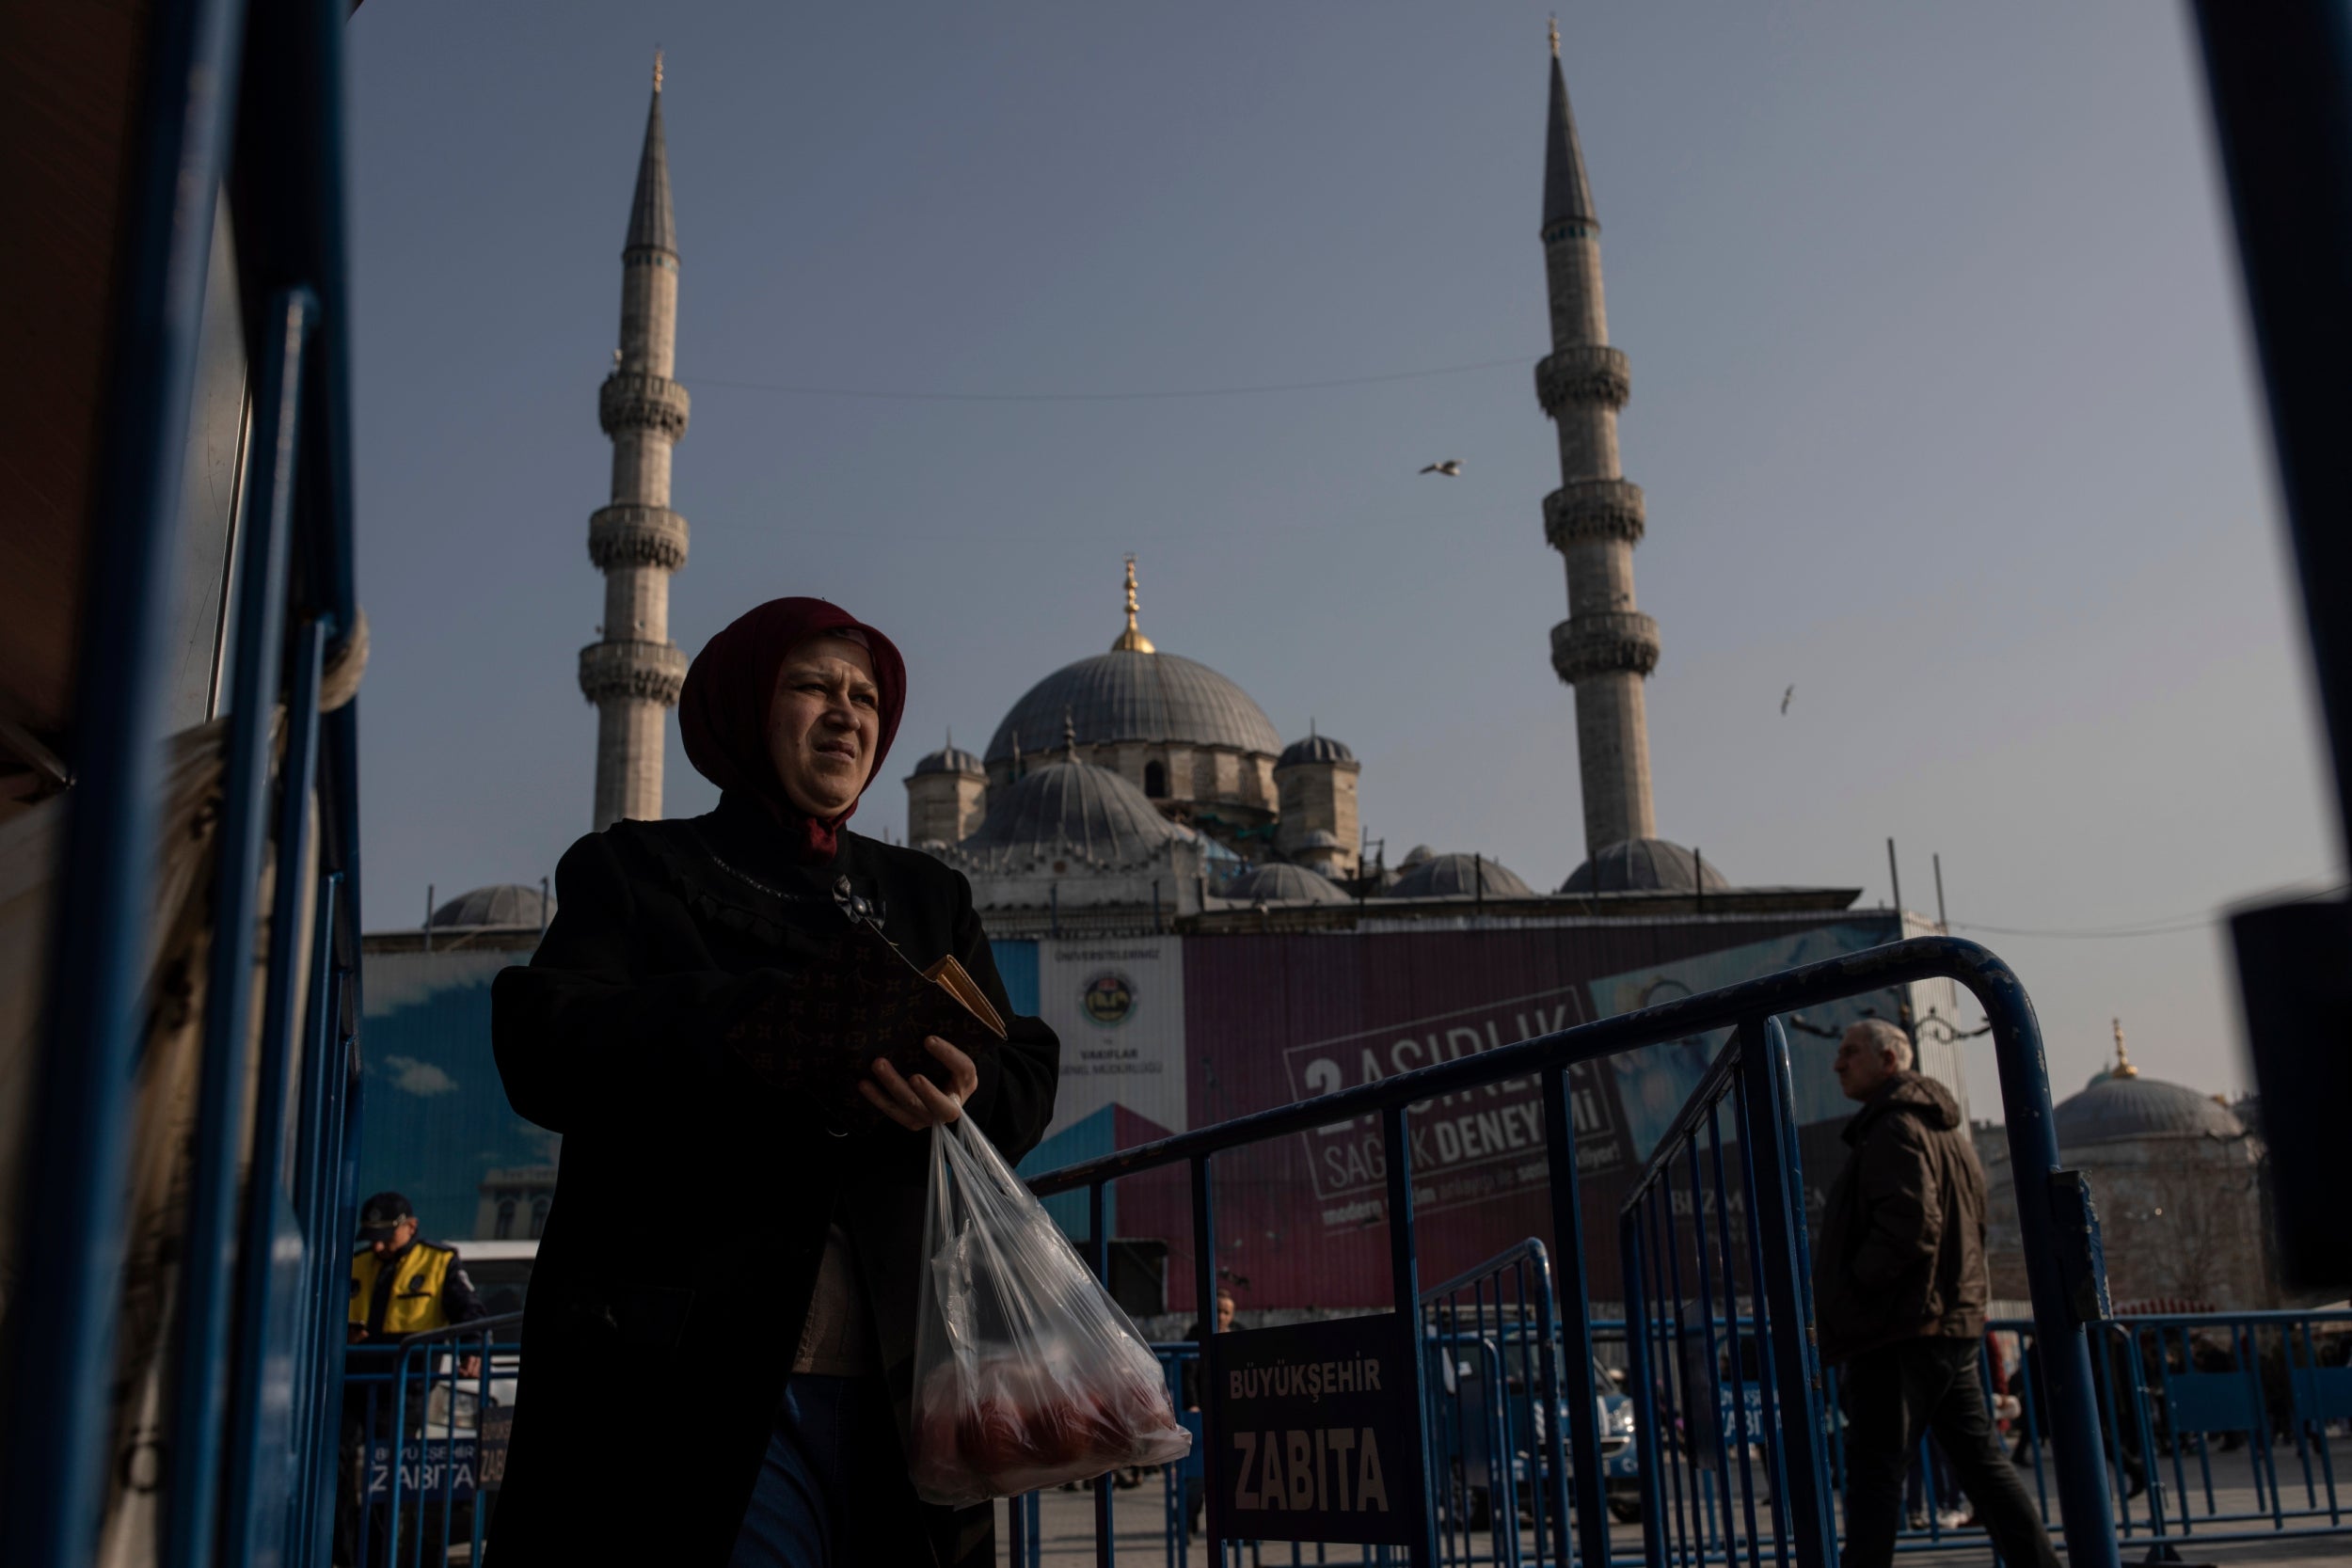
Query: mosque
[
  {"left": 893, "top": 20, "right": 1753, "bottom": 935},
  {"left": 354, "top": 36, "right": 2280, "bottom": 1316}
]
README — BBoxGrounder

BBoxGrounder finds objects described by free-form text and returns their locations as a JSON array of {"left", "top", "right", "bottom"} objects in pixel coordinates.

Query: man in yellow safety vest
[{"left": 349, "top": 1191, "right": 485, "bottom": 1346}]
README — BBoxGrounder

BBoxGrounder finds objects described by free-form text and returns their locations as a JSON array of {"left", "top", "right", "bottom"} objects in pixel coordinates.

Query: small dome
[
  {"left": 986, "top": 650, "right": 1281, "bottom": 768},
  {"left": 1381, "top": 853, "right": 1534, "bottom": 900},
  {"left": 1399, "top": 844, "right": 1437, "bottom": 868},
  {"left": 912, "top": 745, "right": 984, "bottom": 777},
  {"left": 1562, "top": 838, "right": 1729, "bottom": 895},
  {"left": 1278, "top": 734, "right": 1356, "bottom": 768},
  {"left": 430, "top": 884, "right": 554, "bottom": 929},
  {"left": 2054, "top": 1074, "right": 2248, "bottom": 1148},
  {"left": 1292, "top": 829, "right": 1345, "bottom": 850},
  {"left": 1224, "top": 863, "right": 1352, "bottom": 906},
  {"left": 957, "top": 757, "right": 1185, "bottom": 867}
]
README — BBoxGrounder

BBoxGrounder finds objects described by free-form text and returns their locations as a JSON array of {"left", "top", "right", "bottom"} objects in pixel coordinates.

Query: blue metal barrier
[
  {"left": 1017, "top": 936, "right": 2122, "bottom": 1568},
  {"left": 339, "top": 1315, "right": 522, "bottom": 1568},
  {"left": 0, "top": 1, "right": 364, "bottom": 1563}
]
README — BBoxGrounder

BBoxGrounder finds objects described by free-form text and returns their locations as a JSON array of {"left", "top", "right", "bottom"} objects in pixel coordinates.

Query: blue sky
[{"left": 344, "top": 3, "right": 2338, "bottom": 1108}]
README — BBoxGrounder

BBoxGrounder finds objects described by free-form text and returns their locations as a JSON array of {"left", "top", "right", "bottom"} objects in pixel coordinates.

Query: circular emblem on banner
[{"left": 1081, "top": 971, "right": 1136, "bottom": 1028}]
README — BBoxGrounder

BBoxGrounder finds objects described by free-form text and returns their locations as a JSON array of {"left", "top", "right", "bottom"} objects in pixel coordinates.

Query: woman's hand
[{"left": 860, "top": 1036, "right": 978, "bottom": 1131}]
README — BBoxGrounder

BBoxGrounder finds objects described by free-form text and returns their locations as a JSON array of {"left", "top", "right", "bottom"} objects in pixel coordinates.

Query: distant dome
[
  {"left": 2055, "top": 1074, "right": 2248, "bottom": 1148},
  {"left": 430, "top": 884, "right": 554, "bottom": 929},
  {"left": 985, "top": 650, "right": 1281, "bottom": 767},
  {"left": 1382, "top": 853, "right": 1534, "bottom": 900},
  {"left": 1399, "top": 844, "right": 1437, "bottom": 868},
  {"left": 1224, "top": 863, "right": 1351, "bottom": 906},
  {"left": 1278, "top": 733, "right": 1355, "bottom": 768},
  {"left": 957, "top": 757, "right": 1186, "bottom": 867},
  {"left": 912, "top": 745, "right": 984, "bottom": 777},
  {"left": 1562, "top": 838, "right": 1729, "bottom": 895}
]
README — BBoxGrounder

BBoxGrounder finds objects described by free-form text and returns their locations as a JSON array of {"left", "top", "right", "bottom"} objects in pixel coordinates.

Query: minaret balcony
[
  {"left": 598, "top": 372, "right": 691, "bottom": 439},
  {"left": 587, "top": 503, "right": 690, "bottom": 572},
  {"left": 1543, "top": 479, "right": 1646, "bottom": 549},
  {"left": 578, "top": 639, "right": 689, "bottom": 706},
  {"left": 1550, "top": 611, "right": 1661, "bottom": 684},
  {"left": 1534, "top": 344, "right": 1630, "bottom": 414}
]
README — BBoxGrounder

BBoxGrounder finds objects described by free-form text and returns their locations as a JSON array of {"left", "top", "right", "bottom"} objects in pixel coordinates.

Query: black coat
[
  {"left": 484, "top": 794, "right": 1060, "bottom": 1566},
  {"left": 1812, "top": 1071, "right": 1989, "bottom": 1366}
]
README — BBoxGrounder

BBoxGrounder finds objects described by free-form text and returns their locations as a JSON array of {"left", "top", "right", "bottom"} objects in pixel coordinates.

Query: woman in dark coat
[{"left": 485, "top": 598, "right": 1060, "bottom": 1567}]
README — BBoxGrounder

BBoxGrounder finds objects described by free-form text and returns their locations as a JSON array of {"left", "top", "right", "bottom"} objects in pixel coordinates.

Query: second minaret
[
  {"left": 580, "top": 54, "right": 691, "bottom": 830},
  {"left": 1536, "top": 27, "right": 1659, "bottom": 862}
]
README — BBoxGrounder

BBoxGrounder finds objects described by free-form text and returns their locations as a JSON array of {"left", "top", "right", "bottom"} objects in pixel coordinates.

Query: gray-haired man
[{"left": 1816, "top": 1020, "right": 2056, "bottom": 1568}]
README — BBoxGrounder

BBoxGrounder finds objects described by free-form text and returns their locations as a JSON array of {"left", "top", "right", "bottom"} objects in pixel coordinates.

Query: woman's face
[{"left": 767, "top": 635, "right": 882, "bottom": 817}]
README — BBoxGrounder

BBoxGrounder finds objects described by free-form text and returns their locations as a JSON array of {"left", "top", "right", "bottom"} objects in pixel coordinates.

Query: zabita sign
[{"left": 1206, "top": 1314, "right": 1428, "bottom": 1547}]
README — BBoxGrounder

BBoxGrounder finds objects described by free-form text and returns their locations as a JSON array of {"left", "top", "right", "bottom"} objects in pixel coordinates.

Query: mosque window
[
  {"left": 494, "top": 1197, "right": 516, "bottom": 1240},
  {"left": 1144, "top": 760, "right": 1168, "bottom": 799},
  {"left": 529, "top": 1196, "right": 551, "bottom": 1239}
]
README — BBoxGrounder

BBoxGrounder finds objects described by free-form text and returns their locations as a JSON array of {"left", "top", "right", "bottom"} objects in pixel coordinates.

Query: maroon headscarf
[{"left": 678, "top": 597, "right": 907, "bottom": 863}]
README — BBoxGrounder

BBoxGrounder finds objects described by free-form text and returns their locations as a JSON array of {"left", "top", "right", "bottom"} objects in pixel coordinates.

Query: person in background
[
  {"left": 338, "top": 1191, "right": 486, "bottom": 1566},
  {"left": 349, "top": 1191, "right": 485, "bottom": 1349},
  {"left": 1816, "top": 1020, "right": 2058, "bottom": 1568},
  {"left": 1179, "top": 1292, "right": 1237, "bottom": 1532}
]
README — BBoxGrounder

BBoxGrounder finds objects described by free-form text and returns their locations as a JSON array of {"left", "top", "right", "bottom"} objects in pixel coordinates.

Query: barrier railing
[
  {"left": 1112, "top": 1303, "right": 2350, "bottom": 1568},
  {"left": 338, "top": 1314, "right": 523, "bottom": 1568},
  {"left": 0, "top": 4, "right": 365, "bottom": 1566},
  {"left": 1019, "top": 936, "right": 2123, "bottom": 1568},
  {"left": 1615, "top": 1017, "right": 1830, "bottom": 1568}
]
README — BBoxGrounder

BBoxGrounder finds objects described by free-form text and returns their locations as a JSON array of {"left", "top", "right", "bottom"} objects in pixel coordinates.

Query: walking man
[{"left": 1816, "top": 1021, "right": 2058, "bottom": 1568}]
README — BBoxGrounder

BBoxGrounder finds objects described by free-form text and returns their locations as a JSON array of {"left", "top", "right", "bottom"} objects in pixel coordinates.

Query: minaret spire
[
  {"left": 580, "top": 62, "right": 691, "bottom": 829},
  {"left": 1112, "top": 554, "right": 1155, "bottom": 653},
  {"left": 1535, "top": 27, "right": 1659, "bottom": 863}
]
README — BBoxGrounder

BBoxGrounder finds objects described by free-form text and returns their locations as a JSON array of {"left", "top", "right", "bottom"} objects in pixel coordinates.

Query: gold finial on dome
[
  {"left": 1112, "top": 554, "right": 1156, "bottom": 653},
  {"left": 653, "top": 47, "right": 664, "bottom": 93},
  {"left": 1549, "top": 15, "right": 1560, "bottom": 57},
  {"left": 2111, "top": 1018, "right": 2138, "bottom": 1080}
]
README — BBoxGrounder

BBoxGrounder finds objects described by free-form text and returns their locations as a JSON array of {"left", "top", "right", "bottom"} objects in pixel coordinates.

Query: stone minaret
[
  {"left": 1536, "top": 24, "right": 1659, "bottom": 861},
  {"left": 580, "top": 52, "right": 691, "bottom": 830}
]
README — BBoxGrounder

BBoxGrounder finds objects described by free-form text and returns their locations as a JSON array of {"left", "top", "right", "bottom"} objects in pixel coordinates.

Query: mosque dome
[
  {"left": 1224, "top": 863, "right": 1352, "bottom": 906},
  {"left": 1278, "top": 733, "right": 1356, "bottom": 768},
  {"left": 912, "top": 744, "right": 984, "bottom": 777},
  {"left": 1399, "top": 845, "right": 1437, "bottom": 868},
  {"left": 430, "top": 884, "right": 554, "bottom": 929},
  {"left": 985, "top": 650, "right": 1280, "bottom": 768},
  {"left": 957, "top": 756, "right": 1188, "bottom": 867},
  {"left": 1562, "top": 838, "right": 1729, "bottom": 895},
  {"left": 2054, "top": 1059, "right": 2246, "bottom": 1148},
  {"left": 1381, "top": 853, "right": 1534, "bottom": 900}
]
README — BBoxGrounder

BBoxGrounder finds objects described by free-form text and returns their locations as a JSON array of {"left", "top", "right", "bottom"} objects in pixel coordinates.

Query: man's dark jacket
[
  {"left": 484, "top": 795, "right": 1059, "bottom": 1566},
  {"left": 1813, "top": 1071, "right": 1989, "bottom": 1366}
]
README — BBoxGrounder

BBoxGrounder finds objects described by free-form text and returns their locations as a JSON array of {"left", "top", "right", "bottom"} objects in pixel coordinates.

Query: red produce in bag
[{"left": 907, "top": 1117, "right": 1191, "bottom": 1505}]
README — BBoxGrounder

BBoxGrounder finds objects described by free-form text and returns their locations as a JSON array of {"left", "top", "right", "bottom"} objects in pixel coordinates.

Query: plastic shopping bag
[{"left": 908, "top": 1117, "right": 1192, "bottom": 1505}]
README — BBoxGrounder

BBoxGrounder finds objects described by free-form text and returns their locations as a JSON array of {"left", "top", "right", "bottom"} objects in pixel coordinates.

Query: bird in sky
[
  {"left": 1781, "top": 684, "right": 1795, "bottom": 715},
  {"left": 1419, "top": 460, "right": 1463, "bottom": 477}
]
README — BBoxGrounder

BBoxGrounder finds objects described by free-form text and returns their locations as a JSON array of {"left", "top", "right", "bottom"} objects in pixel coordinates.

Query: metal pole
[
  {"left": 222, "top": 614, "right": 328, "bottom": 1562},
  {"left": 1089, "top": 1182, "right": 1113, "bottom": 1568},
  {"left": 1382, "top": 1103, "right": 1440, "bottom": 1566},
  {"left": 286, "top": 874, "right": 343, "bottom": 1563},
  {"left": 1617, "top": 1210, "right": 1669, "bottom": 1568},
  {"left": 1540, "top": 1069, "right": 1611, "bottom": 1568},
  {"left": 1885, "top": 838, "right": 1902, "bottom": 920},
  {"left": 1189, "top": 1156, "right": 1222, "bottom": 1565},
  {"left": 0, "top": 1, "right": 251, "bottom": 1560},
  {"left": 1931, "top": 853, "right": 1947, "bottom": 934},
  {"left": 164, "top": 285, "right": 318, "bottom": 1568},
  {"left": 1733, "top": 1018, "right": 1835, "bottom": 1568},
  {"left": 1984, "top": 967, "right": 2122, "bottom": 1567}
]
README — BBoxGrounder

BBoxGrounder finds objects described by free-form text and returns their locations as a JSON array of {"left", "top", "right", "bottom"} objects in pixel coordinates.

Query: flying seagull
[
  {"left": 1418, "top": 460, "right": 1463, "bottom": 477},
  {"left": 1781, "top": 684, "right": 1795, "bottom": 715}
]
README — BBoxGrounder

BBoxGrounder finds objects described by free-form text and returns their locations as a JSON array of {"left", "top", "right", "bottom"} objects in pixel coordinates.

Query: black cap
[{"left": 357, "top": 1191, "right": 415, "bottom": 1238}]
